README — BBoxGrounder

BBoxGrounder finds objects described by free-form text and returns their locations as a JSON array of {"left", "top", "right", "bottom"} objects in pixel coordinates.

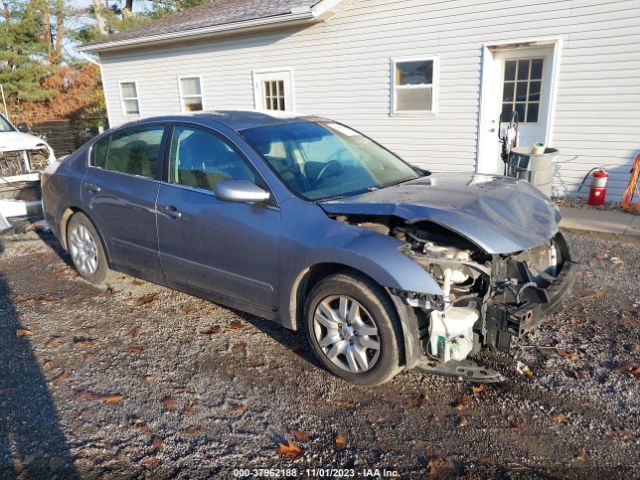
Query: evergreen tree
[{"left": 0, "top": 0, "right": 57, "bottom": 102}]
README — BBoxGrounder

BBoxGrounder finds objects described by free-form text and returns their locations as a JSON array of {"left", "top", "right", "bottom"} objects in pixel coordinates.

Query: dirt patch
[{"left": 0, "top": 230, "right": 638, "bottom": 478}]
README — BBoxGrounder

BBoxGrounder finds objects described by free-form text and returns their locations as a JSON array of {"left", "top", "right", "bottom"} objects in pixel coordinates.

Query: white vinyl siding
[{"left": 100, "top": 0, "right": 640, "bottom": 201}]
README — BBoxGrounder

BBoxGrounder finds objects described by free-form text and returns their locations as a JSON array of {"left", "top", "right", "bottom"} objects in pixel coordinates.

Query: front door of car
[
  {"left": 82, "top": 124, "right": 167, "bottom": 281},
  {"left": 156, "top": 125, "right": 280, "bottom": 310}
]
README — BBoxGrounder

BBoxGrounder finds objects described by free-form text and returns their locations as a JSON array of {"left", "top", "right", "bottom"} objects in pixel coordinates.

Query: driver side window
[{"left": 168, "top": 126, "right": 255, "bottom": 192}]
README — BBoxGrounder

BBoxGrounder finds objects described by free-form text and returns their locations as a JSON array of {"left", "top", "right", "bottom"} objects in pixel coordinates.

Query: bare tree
[{"left": 92, "top": 0, "right": 106, "bottom": 34}]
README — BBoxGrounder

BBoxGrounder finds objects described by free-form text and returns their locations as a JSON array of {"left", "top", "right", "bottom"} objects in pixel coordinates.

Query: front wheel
[
  {"left": 304, "top": 273, "right": 404, "bottom": 386},
  {"left": 67, "top": 212, "right": 111, "bottom": 284}
]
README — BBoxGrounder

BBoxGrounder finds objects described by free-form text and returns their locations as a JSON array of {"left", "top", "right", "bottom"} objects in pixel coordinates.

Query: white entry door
[
  {"left": 478, "top": 45, "right": 556, "bottom": 174},
  {"left": 253, "top": 69, "right": 294, "bottom": 112}
]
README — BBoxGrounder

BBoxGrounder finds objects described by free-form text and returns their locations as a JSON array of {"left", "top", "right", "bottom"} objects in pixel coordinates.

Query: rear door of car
[
  {"left": 155, "top": 123, "right": 280, "bottom": 310},
  {"left": 82, "top": 123, "right": 168, "bottom": 282}
]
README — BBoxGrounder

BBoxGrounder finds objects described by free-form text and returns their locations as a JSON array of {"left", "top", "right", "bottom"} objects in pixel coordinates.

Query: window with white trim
[
  {"left": 392, "top": 58, "right": 436, "bottom": 113},
  {"left": 120, "top": 81, "right": 140, "bottom": 115},
  {"left": 253, "top": 69, "right": 294, "bottom": 112},
  {"left": 179, "top": 77, "right": 204, "bottom": 112}
]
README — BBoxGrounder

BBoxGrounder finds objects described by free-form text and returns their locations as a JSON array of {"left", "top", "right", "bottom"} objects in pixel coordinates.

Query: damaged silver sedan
[
  {"left": 42, "top": 111, "right": 576, "bottom": 385},
  {"left": 0, "top": 113, "right": 55, "bottom": 219}
]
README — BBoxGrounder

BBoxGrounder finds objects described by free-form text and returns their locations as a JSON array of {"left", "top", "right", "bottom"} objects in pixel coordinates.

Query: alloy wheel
[
  {"left": 69, "top": 224, "right": 99, "bottom": 276},
  {"left": 312, "top": 295, "right": 381, "bottom": 373}
]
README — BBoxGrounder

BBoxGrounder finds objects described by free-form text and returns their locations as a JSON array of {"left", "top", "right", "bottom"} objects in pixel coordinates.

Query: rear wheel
[
  {"left": 304, "top": 272, "right": 404, "bottom": 386},
  {"left": 67, "top": 212, "right": 110, "bottom": 284}
]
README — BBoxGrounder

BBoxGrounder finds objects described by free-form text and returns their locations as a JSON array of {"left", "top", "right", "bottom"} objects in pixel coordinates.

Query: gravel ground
[{"left": 0, "top": 229, "right": 639, "bottom": 479}]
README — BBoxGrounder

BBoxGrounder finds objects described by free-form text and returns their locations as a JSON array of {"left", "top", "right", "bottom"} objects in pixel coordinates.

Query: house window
[
  {"left": 392, "top": 58, "right": 437, "bottom": 113},
  {"left": 253, "top": 69, "right": 294, "bottom": 112},
  {"left": 501, "top": 58, "right": 544, "bottom": 123},
  {"left": 179, "top": 77, "right": 204, "bottom": 112},
  {"left": 120, "top": 82, "right": 140, "bottom": 116}
]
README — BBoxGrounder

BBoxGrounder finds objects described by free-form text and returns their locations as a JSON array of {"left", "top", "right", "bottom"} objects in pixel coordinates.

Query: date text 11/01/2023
[{"left": 233, "top": 468, "right": 400, "bottom": 478}]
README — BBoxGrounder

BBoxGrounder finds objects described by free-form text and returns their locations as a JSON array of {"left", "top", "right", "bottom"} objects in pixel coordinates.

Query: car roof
[{"left": 119, "top": 110, "right": 328, "bottom": 132}]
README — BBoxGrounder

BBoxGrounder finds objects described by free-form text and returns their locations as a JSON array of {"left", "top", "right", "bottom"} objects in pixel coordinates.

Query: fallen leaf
[
  {"left": 133, "top": 423, "right": 155, "bottom": 436},
  {"left": 289, "top": 429, "right": 311, "bottom": 442},
  {"left": 634, "top": 344, "right": 640, "bottom": 353},
  {"left": 74, "top": 390, "right": 123, "bottom": 404},
  {"left": 101, "top": 394, "right": 124, "bottom": 405},
  {"left": 182, "top": 425, "right": 200, "bottom": 435},
  {"left": 183, "top": 401, "right": 194, "bottom": 414},
  {"left": 131, "top": 346, "right": 144, "bottom": 355},
  {"left": 335, "top": 433, "right": 347, "bottom": 450},
  {"left": 82, "top": 352, "right": 96, "bottom": 360},
  {"left": 580, "top": 291, "right": 600, "bottom": 300},
  {"left": 604, "top": 428, "right": 635, "bottom": 441},
  {"left": 230, "top": 403, "right": 247, "bottom": 414},
  {"left": 453, "top": 395, "right": 469, "bottom": 411},
  {"left": 609, "top": 256, "right": 624, "bottom": 265},
  {"left": 276, "top": 441, "right": 302, "bottom": 460},
  {"left": 200, "top": 326, "right": 221, "bottom": 335},
  {"left": 130, "top": 326, "right": 142, "bottom": 337},
  {"left": 51, "top": 371, "right": 69, "bottom": 385},
  {"left": 228, "top": 320, "right": 244, "bottom": 330},
  {"left": 0, "top": 387, "right": 16, "bottom": 397},
  {"left": 73, "top": 337, "right": 96, "bottom": 347},
  {"left": 334, "top": 400, "right": 355, "bottom": 408},
  {"left": 49, "top": 456, "right": 64, "bottom": 472},
  {"left": 140, "top": 374, "right": 155, "bottom": 382},
  {"left": 43, "top": 360, "right": 54, "bottom": 370},
  {"left": 46, "top": 337, "right": 62, "bottom": 348},
  {"left": 615, "top": 362, "right": 640, "bottom": 378},
  {"left": 181, "top": 303, "right": 196, "bottom": 314},
  {"left": 16, "top": 329, "right": 33, "bottom": 337},
  {"left": 131, "top": 279, "right": 144, "bottom": 286},
  {"left": 470, "top": 384, "right": 486, "bottom": 394},
  {"left": 428, "top": 414, "right": 439, "bottom": 424},
  {"left": 141, "top": 456, "right": 158, "bottom": 469},
  {"left": 575, "top": 448, "right": 589, "bottom": 462},
  {"left": 595, "top": 254, "right": 608, "bottom": 261},
  {"left": 38, "top": 298, "right": 52, "bottom": 305},
  {"left": 171, "top": 386, "right": 187, "bottom": 393},
  {"left": 619, "top": 313, "right": 639, "bottom": 328},
  {"left": 456, "top": 416, "right": 469, "bottom": 427},
  {"left": 570, "top": 317, "right": 582, "bottom": 326},
  {"left": 557, "top": 350, "right": 579, "bottom": 361},
  {"left": 232, "top": 342, "right": 246, "bottom": 349},
  {"left": 152, "top": 436, "right": 164, "bottom": 450},
  {"left": 22, "top": 449, "right": 45, "bottom": 466},
  {"left": 550, "top": 412, "right": 568, "bottom": 423},
  {"left": 427, "top": 456, "right": 446, "bottom": 474},
  {"left": 136, "top": 293, "right": 159, "bottom": 306},
  {"left": 163, "top": 397, "right": 176, "bottom": 411}
]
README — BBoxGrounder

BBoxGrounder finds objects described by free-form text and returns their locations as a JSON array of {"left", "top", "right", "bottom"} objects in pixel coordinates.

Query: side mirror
[
  {"left": 17, "top": 123, "right": 29, "bottom": 133},
  {"left": 214, "top": 180, "right": 270, "bottom": 203}
]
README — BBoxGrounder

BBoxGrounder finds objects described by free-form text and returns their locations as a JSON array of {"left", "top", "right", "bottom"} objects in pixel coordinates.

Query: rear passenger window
[
  {"left": 168, "top": 126, "right": 255, "bottom": 192},
  {"left": 91, "top": 125, "right": 165, "bottom": 179}
]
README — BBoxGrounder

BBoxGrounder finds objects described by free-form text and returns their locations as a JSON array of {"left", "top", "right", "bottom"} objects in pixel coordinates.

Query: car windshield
[
  {"left": 0, "top": 115, "right": 15, "bottom": 132},
  {"left": 241, "top": 121, "right": 420, "bottom": 201}
]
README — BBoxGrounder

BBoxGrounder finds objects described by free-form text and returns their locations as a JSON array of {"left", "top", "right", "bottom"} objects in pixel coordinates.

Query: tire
[
  {"left": 304, "top": 272, "right": 404, "bottom": 386},
  {"left": 66, "top": 212, "right": 111, "bottom": 284}
]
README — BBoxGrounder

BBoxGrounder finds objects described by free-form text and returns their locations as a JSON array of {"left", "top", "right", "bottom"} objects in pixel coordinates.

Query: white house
[{"left": 79, "top": 0, "right": 640, "bottom": 200}]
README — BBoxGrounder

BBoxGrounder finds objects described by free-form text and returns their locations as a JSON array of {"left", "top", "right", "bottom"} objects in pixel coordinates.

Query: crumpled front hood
[
  {"left": 320, "top": 173, "right": 561, "bottom": 254},
  {"left": 0, "top": 131, "right": 50, "bottom": 152}
]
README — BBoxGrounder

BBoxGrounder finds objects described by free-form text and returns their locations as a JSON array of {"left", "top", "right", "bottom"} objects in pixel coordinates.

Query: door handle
[
  {"left": 82, "top": 182, "right": 101, "bottom": 193},
  {"left": 159, "top": 204, "right": 182, "bottom": 219}
]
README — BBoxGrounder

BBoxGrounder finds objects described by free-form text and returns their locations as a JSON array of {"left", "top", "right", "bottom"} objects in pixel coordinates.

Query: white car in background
[{"left": 0, "top": 113, "right": 56, "bottom": 219}]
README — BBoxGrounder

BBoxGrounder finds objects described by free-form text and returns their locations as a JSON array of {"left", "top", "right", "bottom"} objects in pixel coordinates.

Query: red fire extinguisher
[{"left": 587, "top": 169, "right": 608, "bottom": 206}]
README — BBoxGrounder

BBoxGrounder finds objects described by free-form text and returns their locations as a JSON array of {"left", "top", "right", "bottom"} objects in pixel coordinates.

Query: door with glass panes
[
  {"left": 479, "top": 46, "right": 555, "bottom": 173},
  {"left": 253, "top": 70, "right": 294, "bottom": 112}
]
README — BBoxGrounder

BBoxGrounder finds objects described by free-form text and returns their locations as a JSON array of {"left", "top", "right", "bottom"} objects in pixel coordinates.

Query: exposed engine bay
[{"left": 333, "top": 214, "right": 575, "bottom": 368}]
